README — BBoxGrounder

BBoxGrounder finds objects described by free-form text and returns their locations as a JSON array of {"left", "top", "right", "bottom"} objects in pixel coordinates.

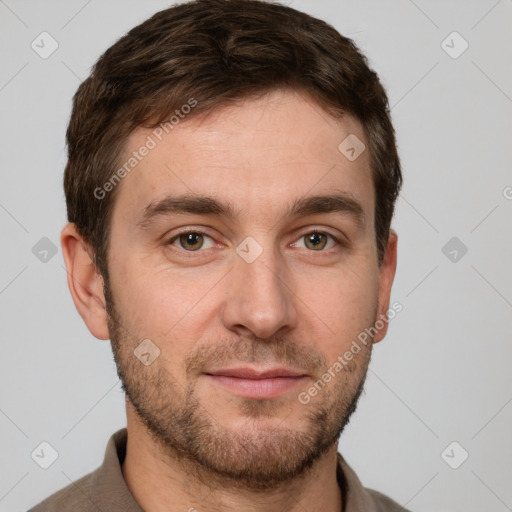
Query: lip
[
  {"left": 206, "top": 366, "right": 306, "bottom": 379},
  {"left": 204, "top": 366, "right": 308, "bottom": 399}
]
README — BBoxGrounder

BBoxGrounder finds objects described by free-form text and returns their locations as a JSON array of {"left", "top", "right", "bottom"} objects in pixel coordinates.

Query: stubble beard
[{"left": 105, "top": 283, "right": 374, "bottom": 491}]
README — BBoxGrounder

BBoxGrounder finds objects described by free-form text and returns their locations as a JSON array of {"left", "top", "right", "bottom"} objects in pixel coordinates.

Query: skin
[{"left": 61, "top": 88, "right": 398, "bottom": 512}]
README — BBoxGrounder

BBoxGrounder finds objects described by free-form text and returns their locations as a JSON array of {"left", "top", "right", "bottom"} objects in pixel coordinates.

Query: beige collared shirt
[{"left": 28, "top": 428, "right": 410, "bottom": 512}]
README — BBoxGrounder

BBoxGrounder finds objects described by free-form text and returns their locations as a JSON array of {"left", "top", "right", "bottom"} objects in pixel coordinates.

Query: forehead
[{"left": 113, "top": 89, "right": 374, "bottom": 228}]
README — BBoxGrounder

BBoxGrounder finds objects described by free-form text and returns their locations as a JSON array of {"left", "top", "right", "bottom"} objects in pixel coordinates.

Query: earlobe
[
  {"left": 61, "top": 223, "right": 110, "bottom": 340},
  {"left": 373, "top": 229, "right": 398, "bottom": 344}
]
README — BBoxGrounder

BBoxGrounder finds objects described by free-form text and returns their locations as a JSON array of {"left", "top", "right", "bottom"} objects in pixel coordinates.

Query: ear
[
  {"left": 61, "top": 223, "right": 110, "bottom": 340},
  {"left": 373, "top": 229, "right": 398, "bottom": 344}
]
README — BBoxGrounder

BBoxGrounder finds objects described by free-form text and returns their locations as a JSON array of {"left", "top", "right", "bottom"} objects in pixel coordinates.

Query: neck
[{"left": 121, "top": 401, "right": 343, "bottom": 512}]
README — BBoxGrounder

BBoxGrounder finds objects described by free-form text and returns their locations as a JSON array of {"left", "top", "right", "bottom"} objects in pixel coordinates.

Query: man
[{"left": 29, "top": 0, "right": 408, "bottom": 510}]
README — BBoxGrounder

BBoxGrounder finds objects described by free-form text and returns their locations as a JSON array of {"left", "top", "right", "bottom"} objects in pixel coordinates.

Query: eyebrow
[{"left": 137, "top": 191, "right": 365, "bottom": 230}]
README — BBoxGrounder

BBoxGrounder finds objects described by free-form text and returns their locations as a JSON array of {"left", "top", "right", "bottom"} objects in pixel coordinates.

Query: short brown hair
[{"left": 64, "top": 0, "right": 402, "bottom": 277}]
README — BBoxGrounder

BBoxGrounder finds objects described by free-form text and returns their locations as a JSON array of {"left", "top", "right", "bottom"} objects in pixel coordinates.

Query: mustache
[{"left": 184, "top": 335, "right": 328, "bottom": 379}]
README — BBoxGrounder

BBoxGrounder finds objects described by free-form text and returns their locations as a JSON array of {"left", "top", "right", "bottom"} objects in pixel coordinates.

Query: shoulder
[
  {"left": 366, "top": 487, "right": 412, "bottom": 512},
  {"left": 27, "top": 471, "right": 96, "bottom": 512},
  {"left": 336, "top": 452, "right": 412, "bottom": 512}
]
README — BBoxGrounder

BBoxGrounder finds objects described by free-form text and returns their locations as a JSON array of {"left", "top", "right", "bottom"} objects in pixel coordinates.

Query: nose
[{"left": 221, "top": 242, "right": 298, "bottom": 340}]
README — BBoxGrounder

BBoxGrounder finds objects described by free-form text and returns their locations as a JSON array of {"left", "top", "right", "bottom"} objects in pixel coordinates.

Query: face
[{"left": 103, "top": 89, "right": 393, "bottom": 489}]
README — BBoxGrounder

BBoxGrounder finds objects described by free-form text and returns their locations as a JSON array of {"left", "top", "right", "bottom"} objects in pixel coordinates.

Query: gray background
[{"left": 1, "top": 1, "right": 511, "bottom": 510}]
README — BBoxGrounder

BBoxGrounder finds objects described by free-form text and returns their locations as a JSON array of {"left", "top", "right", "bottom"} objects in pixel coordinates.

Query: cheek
[
  {"left": 295, "top": 265, "right": 378, "bottom": 357},
  {"left": 109, "top": 255, "right": 223, "bottom": 345}
]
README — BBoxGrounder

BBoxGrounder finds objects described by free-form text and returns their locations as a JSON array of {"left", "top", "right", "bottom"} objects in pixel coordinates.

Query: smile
[{"left": 204, "top": 366, "right": 309, "bottom": 399}]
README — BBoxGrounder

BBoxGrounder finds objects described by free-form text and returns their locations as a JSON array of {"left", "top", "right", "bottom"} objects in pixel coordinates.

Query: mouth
[{"left": 203, "top": 366, "right": 309, "bottom": 399}]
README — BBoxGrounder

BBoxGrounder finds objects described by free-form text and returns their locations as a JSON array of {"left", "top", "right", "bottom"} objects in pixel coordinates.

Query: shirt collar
[
  {"left": 88, "top": 428, "right": 143, "bottom": 512},
  {"left": 337, "top": 452, "right": 380, "bottom": 512}
]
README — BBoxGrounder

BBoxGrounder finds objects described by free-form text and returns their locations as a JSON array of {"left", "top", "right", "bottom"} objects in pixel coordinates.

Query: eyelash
[{"left": 165, "top": 229, "right": 344, "bottom": 255}]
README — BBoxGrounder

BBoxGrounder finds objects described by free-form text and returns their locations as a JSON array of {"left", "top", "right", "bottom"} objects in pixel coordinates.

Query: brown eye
[
  {"left": 179, "top": 233, "right": 204, "bottom": 250},
  {"left": 290, "top": 231, "right": 340, "bottom": 252},
  {"left": 169, "top": 231, "right": 214, "bottom": 251},
  {"left": 303, "top": 232, "right": 329, "bottom": 250},
  {"left": 302, "top": 231, "right": 336, "bottom": 251}
]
